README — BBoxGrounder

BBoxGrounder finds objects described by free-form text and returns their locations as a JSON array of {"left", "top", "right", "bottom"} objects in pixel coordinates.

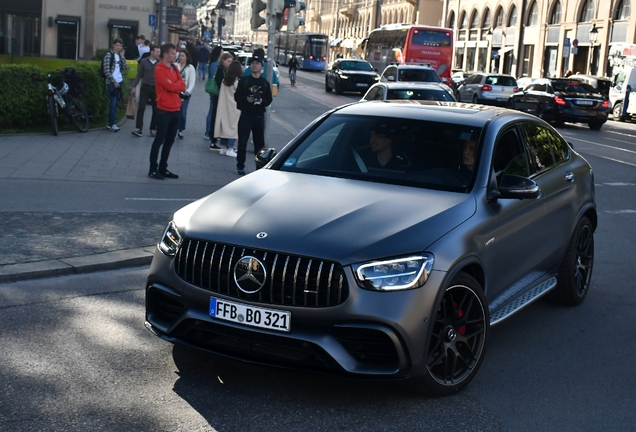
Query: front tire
[
  {"left": 472, "top": 95, "right": 479, "bottom": 104},
  {"left": 551, "top": 217, "right": 594, "bottom": 306},
  {"left": 409, "top": 273, "right": 489, "bottom": 396},
  {"left": 48, "top": 96, "right": 58, "bottom": 136},
  {"left": 335, "top": 79, "right": 343, "bottom": 95}
]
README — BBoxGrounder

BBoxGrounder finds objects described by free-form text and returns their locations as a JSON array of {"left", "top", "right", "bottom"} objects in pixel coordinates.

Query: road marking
[
  {"left": 586, "top": 154, "right": 636, "bottom": 167},
  {"left": 561, "top": 136, "right": 636, "bottom": 154},
  {"left": 125, "top": 198, "right": 197, "bottom": 201},
  {"left": 599, "top": 182, "right": 635, "bottom": 186}
]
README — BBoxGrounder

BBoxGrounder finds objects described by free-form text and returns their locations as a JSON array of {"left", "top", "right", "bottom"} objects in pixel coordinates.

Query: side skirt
[{"left": 489, "top": 277, "right": 557, "bottom": 326}]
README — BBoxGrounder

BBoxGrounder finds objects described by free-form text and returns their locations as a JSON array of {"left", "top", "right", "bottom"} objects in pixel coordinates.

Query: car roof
[{"left": 392, "top": 64, "right": 435, "bottom": 70}]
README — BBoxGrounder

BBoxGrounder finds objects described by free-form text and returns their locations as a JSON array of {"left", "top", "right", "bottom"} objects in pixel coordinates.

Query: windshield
[
  {"left": 398, "top": 69, "right": 441, "bottom": 83},
  {"left": 308, "top": 36, "right": 328, "bottom": 59},
  {"left": 411, "top": 29, "right": 452, "bottom": 47},
  {"left": 387, "top": 88, "right": 455, "bottom": 101},
  {"left": 552, "top": 80, "right": 597, "bottom": 93},
  {"left": 340, "top": 61, "right": 374, "bottom": 71},
  {"left": 278, "top": 114, "right": 482, "bottom": 193}
]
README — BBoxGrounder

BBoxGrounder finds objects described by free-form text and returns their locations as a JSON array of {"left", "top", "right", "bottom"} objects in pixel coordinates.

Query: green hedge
[{"left": 0, "top": 63, "right": 108, "bottom": 130}]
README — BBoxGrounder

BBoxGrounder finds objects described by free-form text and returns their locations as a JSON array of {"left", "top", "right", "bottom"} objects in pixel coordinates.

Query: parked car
[
  {"left": 146, "top": 101, "right": 596, "bottom": 396},
  {"left": 515, "top": 77, "right": 538, "bottom": 91},
  {"left": 379, "top": 64, "right": 454, "bottom": 95},
  {"left": 325, "top": 59, "right": 380, "bottom": 94},
  {"left": 457, "top": 73, "right": 518, "bottom": 106},
  {"left": 508, "top": 78, "right": 609, "bottom": 129},
  {"left": 361, "top": 82, "right": 456, "bottom": 102},
  {"left": 569, "top": 74, "right": 612, "bottom": 100}
]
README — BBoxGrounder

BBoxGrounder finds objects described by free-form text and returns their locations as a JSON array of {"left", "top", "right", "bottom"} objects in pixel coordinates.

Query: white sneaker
[
  {"left": 226, "top": 150, "right": 237, "bottom": 157},
  {"left": 219, "top": 149, "right": 227, "bottom": 155},
  {"left": 109, "top": 124, "right": 120, "bottom": 132}
]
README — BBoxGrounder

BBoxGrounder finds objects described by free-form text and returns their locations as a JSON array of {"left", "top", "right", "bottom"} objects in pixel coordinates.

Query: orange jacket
[{"left": 154, "top": 61, "right": 186, "bottom": 112}]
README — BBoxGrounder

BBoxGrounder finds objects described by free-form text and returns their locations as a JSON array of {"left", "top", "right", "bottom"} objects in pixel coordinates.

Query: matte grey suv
[
  {"left": 457, "top": 73, "right": 519, "bottom": 106},
  {"left": 146, "top": 101, "right": 596, "bottom": 396}
]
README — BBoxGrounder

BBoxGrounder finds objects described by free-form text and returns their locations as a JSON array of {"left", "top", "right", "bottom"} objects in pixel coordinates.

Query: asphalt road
[{"left": 1, "top": 71, "right": 636, "bottom": 431}]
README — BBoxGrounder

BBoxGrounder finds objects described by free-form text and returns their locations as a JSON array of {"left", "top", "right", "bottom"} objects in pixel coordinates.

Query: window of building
[
  {"left": 615, "top": 0, "right": 631, "bottom": 19},
  {"left": 460, "top": 11, "right": 467, "bottom": 29},
  {"left": 448, "top": 11, "right": 455, "bottom": 28},
  {"left": 550, "top": 1, "right": 562, "bottom": 24},
  {"left": 494, "top": 8, "right": 504, "bottom": 28},
  {"left": 579, "top": 0, "right": 595, "bottom": 22},
  {"left": 0, "top": 12, "right": 41, "bottom": 56},
  {"left": 508, "top": 5, "right": 518, "bottom": 27},
  {"left": 470, "top": 11, "right": 479, "bottom": 28},
  {"left": 482, "top": 8, "right": 492, "bottom": 29},
  {"left": 527, "top": 2, "right": 539, "bottom": 26}
]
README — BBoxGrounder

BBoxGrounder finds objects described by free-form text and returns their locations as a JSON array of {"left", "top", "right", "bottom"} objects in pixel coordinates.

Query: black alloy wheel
[
  {"left": 552, "top": 216, "right": 594, "bottom": 305},
  {"left": 48, "top": 95, "right": 58, "bottom": 136},
  {"left": 410, "top": 273, "right": 489, "bottom": 396}
]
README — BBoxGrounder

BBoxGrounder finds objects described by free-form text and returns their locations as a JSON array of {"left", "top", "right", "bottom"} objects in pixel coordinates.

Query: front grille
[{"left": 174, "top": 238, "right": 349, "bottom": 307}]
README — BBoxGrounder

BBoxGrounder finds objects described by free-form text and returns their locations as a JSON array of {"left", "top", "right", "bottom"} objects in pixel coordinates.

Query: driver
[
  {"left": 457, "top": 137, "right": 477, "bottom": 182},
  {"left": 364, "top": 122, "right": 410, "bottom": 169}
]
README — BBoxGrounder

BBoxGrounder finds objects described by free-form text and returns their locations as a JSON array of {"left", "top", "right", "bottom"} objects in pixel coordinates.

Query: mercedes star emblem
[
  {"left": 234, "top": 256, "right": 267, "bottom": 294},
  {"left": 256, "top": 232, "right": 268, "bottom": 239}
]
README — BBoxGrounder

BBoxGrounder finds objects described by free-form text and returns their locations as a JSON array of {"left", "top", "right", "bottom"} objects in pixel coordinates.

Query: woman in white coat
[
  {"left": 177, "top": 49, "right": 196, "bottom": 139},
  {"left": 214, "top": 60, "right": 243, "bottom": 157}
]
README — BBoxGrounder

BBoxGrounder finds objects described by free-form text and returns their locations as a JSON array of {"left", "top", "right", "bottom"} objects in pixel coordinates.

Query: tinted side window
[
  {"left": 493, "top": 128, "right": 531, "bottom": 178},
  {"left": 545, "top": 128, "right": 570, "bottom": 162},
  {"left": 521, "top": 123, "right": 556, "bottom": 173},
  {"left": 534, "top": 83, "right": 547, "bottom": 92}
]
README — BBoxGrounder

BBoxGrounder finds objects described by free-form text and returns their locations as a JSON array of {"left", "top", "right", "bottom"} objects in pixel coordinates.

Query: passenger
[
  {"left": 457, "top": 137, "right": 478, "bottom": 181},
  {"left": 364, "top": 123, "right": 409, "bottom": 169}
]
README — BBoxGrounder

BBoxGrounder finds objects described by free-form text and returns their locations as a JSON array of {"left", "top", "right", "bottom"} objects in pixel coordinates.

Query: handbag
[
  {"left": 206, "top": 77, "right": 219, "bottom": 95},
  {"left": 125, "top": 94, "right": 137, "bottom": 119}
]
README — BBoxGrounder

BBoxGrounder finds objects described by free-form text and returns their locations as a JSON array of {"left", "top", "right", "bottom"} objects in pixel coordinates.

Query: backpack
[
  {"left": 99, "top": 51, "right": 114, "bottom": 79},
  {"left": 63, "top": 68, "right": 85, "bottom": 96}
]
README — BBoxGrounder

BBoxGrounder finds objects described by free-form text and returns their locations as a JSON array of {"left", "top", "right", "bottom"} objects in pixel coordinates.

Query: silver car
[
  {"left": 457, "top": 73, "right": 519, "bottom": 106},
  {"left": 146, "top": 101, "right": 596, "bottom": 396},
  {"left": 361, "top": 82, "right": 456, "bottom": 102}
]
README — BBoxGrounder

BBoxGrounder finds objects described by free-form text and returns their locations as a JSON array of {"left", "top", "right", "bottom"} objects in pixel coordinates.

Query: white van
[{"left": 609, "top": 66, "right": 636, "bottom": 120}]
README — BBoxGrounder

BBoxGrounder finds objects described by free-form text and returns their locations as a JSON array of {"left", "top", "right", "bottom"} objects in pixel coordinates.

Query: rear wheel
[
  {"left": 408, "top": 273, "right": 489, "bottom": 396},
  {"left": 588, "top": 121, "right": 603, "bottom": 130},
  {"left": 325, "top": 78, "right": 332, "bottom": 93},
  {"left": 551, "top": 216, "right": 594, "bottom": 306},
  {"left": 335, "top": 79, "right": 343, "bottom": 95},
  {"left": 612, "top": 102, "right": 623, "bottom": 121},
  {"left": 472, "top": 95, "right": 479, "bottom": 104},
  {"left": 66, "top": 96, "right": 89, "bottom": 132},
  {"left": 47, "top": 95, "right": 58, "bottom": 136},
  {"left": 507, "top": 99, "right": 515, "bottom": 110}
]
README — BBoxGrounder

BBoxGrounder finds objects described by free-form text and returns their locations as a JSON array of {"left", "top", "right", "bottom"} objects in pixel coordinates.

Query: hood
[{"left": 174, "top": 170, "right": 476, "bottom": 265}]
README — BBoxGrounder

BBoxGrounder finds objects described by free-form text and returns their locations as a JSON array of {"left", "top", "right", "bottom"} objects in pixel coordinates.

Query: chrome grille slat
[{"left": 175, "top": 239, "right": 349, "bottom": 307}]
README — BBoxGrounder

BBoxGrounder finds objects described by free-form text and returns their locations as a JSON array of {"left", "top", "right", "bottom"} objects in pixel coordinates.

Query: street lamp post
[
  {"left": 485, "top": 27, "right": 493, "bottom": 73},
  {"left": 589, "top": 23, "right": 598, "bottom": 75}
]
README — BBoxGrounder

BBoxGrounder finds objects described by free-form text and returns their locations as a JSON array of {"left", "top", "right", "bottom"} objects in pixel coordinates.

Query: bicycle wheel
[
  {"left": 66, "top": 96, "right": 89, "bottom": 132},
  {"left": 47, "top": 95, "right": 58, "bottom": 136}
]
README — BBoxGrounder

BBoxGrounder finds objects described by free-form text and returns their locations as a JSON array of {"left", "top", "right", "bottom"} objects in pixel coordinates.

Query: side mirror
[
  {"left": 255, "top": 148, "right": 277, "bottom": 170},
  {"left": 498, "top": 175, "right": 541, "bottom": 199}
]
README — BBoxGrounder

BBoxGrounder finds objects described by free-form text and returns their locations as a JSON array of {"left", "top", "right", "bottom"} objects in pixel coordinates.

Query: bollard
[{"left": 621, "top": 84, "right": 631, "bottom": 121}]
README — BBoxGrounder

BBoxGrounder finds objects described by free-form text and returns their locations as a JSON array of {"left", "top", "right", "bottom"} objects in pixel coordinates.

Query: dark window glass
[
  {"left": 551, "top": 80, "right": 596, "bottom": 93},
  {"left": 398, "top": 69, "right": 441, "bottom": 82},
  {"left": 545, "top": 129, "right": 569, "bottom": 162},
  {"left": 521, "top": 123, "right": 556, "bottom": 173},
  {"left": 485, "top": 76, "right": 517, "bottom": 86},
  {"left": 550, "top": 1, "right": 562, "bottom": 24},
  {"left": 387, "top": 88, "right": 455, "bottom": 101},
  {"left": 579, "top": 0, "right": 595, "bottom": 22},
  {"left": 493, "top": 129, "right": 530, "bottom": 178},
  {"left": 411, "top": 29, "right": 452, "bottom": 47},
  {"left": 616, "top": 0, "right": 631, "bottom": 20},
  {"left": 340, "top": 61, "right": 373, "bottom": 71}
]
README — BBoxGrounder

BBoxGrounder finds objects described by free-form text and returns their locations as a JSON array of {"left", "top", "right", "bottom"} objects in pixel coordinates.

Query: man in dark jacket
[
  {"left": 130, "top": 44, "right": 160, "bottom": 137},
  {"left": 148, "top": 43, "right": 186, "bottom": 180},
  {"left": 234, "top": 55, "right": 273, "bottom": 176},
  {"left": 198, "top": 44, "right": 210, "bottom": 80}
]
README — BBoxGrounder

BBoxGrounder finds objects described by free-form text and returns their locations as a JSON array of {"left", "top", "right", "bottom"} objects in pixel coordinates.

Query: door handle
[{"left": 565, "top": 172, "right": 575, "bottom": 182}]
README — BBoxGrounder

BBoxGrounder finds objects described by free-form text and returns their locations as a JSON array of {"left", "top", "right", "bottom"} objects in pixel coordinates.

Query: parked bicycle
[{"left": 45, "top": 69, "right": 89, "bottom": 136}]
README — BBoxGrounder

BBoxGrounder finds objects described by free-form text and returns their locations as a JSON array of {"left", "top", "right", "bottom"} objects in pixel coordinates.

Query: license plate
[
  {"left": 210, "top": 297, "right": 291, "bottom": 332},
  {"left": 356, "top": 83, "right": 368, "bottom": 87},
  {"left": 577, "top": 100, "right": 594, "bottom": 106}
]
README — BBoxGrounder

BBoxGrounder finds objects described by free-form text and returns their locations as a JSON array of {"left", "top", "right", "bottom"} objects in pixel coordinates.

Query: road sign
[
  {"left": 149, "top": 14, "right": 157, "bottom": 27},
  {"left": 564, "top": 38, "right": 571, "bottom": 47},
  {"left": 573, "top": 39, "right": 579, "bottom": 48},
  {"left": 571, "top": 47, "right": 578, "bottom": 55},
  {"left": 563, "top": 46, "right": 570, "bottom": 58},
  {"left": 204, "top": 31, "right": 211, "bottom": 39}
]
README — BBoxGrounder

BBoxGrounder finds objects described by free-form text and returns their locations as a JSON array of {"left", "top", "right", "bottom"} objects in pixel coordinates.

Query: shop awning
[
  {"left": 341, "top": 38, "right": 355, "bottom": 49},
  {"left": 55, "top": 15, "right": 80, "bottom": 25},
  {"left": 496, "top": 46, "right": 514, "bottom": 55},
  {"left": 107, "top": 19, "right": 138, "bottom": 29},
  {"left": 330, "top": 38, "right": 342, "bottom": 47}
]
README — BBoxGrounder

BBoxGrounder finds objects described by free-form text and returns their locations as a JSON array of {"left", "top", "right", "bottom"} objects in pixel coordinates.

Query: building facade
[
  {"left": 446, "top": 0, "right": 635, "bottom": 79},
  {"left": 1, "top": 0, "right": 186, "bottom": 60}
]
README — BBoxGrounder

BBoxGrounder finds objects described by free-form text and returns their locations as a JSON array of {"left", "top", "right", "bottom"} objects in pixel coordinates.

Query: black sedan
[
  {"left": 146, "top": 101, "right": 596, "bottom": 396},
  {"left": 508, "top": 78, "right": 609, "bottom": 129},
  {"left": 325, "top": 59, "right": 380, "bottom": 94}
]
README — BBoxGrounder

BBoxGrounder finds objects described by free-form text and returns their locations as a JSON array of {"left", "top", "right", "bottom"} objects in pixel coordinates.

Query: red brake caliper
[{"left": 454, "top": 301, "right": 466, "bottom": 336}]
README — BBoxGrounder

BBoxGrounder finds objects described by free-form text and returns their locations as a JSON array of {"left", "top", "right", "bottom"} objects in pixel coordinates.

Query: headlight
[
  {"left": 339, "top": 74, "right": 349, "bottom": 79},
  {"left": 352, "top": 254, "right": 434, "bottom": 291},
  {"left": 374, "top": 76, "right": 381, "bottom": 81},
  {"left": 158, "top": 221, "right": 182, "bottom": 256}
]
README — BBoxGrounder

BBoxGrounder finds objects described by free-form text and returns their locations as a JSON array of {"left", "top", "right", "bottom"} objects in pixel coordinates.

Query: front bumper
[{"left": 145, "top": 247, "right": 445, "bottom": 379}]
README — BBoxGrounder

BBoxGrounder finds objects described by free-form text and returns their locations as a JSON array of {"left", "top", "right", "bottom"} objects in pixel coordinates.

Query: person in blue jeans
[
  {"left": 198, "top": 44, "right": 210, "bottom": 80},
  {"left": 205, "top": 46, "right": 223, "bottom": 148},
  {"left": 102, "top": 38, "right": 128, "bottom": 132}
]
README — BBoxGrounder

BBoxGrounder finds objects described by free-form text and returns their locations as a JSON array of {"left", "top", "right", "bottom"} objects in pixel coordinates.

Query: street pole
[
  {"left": 159, "top": 0, "right": 167, "bottom": 45},
  {"left": 265, "top": 1, "right": 276, "bottom": 131}
]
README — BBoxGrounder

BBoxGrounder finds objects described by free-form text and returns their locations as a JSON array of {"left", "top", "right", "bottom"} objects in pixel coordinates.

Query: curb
[{"left": 0, "top": 246, "right": 156, "bottom": 284}]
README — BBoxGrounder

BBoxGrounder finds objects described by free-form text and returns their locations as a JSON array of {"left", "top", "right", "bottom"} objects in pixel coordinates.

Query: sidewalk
[{"left": 0, "top": 78, "right": 307, "bottom": 283}]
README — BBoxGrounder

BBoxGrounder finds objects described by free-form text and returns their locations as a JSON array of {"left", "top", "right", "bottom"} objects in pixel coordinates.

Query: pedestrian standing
[
  {"left": 208, "top": 52, "right": 233, "bottom": 150},
  {"left": 125, "top": 35, "right": 141, "bottom": 61},
  {"left": 198, "top": 44, "right": 210, "bottom": 80},
  {"left": 148, "top": 43, "right": 185, "bottom": 180},
  {"left": 103, "top": 38, "right": 128, "bottom": 132},
  {"left": 137, "top": 35, "right": 146, "bottom": 60},
  {"left": 177, "top": 49, "right": 196, "bottom": 139},
  {"left": 234, "top": 55, "right": 273, "bottom": 175},
  {"left": 214, "top": 60, "right": 242, "bottom": 157},
  {"left": 139, "top": 39, "right": 151, "bottom": 59},
  {"left": 205, "top": 46, "right": 223, "bottom": 143},
  {"left": 130, "top": 44, "right": 160, "bottom": 137}
]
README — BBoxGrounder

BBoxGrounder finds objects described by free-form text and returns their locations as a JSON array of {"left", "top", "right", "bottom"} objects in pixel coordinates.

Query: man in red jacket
[{"left": 148, "top": 43, "right": 186, "bottom": 180}]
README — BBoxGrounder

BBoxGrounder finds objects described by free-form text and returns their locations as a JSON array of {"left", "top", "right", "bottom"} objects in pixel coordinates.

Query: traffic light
[
  {"left": 271, "top": 0, "right": 286, "bottom": 14},
  {"left": 251, "top": 0, "right": 266, "bottom": 30},
  {"left": 287, "top": 1, "right": 305, "bottom": 32}
]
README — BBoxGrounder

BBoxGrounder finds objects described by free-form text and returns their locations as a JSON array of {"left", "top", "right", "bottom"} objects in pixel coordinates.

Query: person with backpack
[{"left": 102, "top": 38, "right": 128, "bottom": 132}]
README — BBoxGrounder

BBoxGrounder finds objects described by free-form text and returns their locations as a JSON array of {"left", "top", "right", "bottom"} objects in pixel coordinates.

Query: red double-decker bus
[{"left": 363, "top": 24, "right": 454, "bottom": 79}]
